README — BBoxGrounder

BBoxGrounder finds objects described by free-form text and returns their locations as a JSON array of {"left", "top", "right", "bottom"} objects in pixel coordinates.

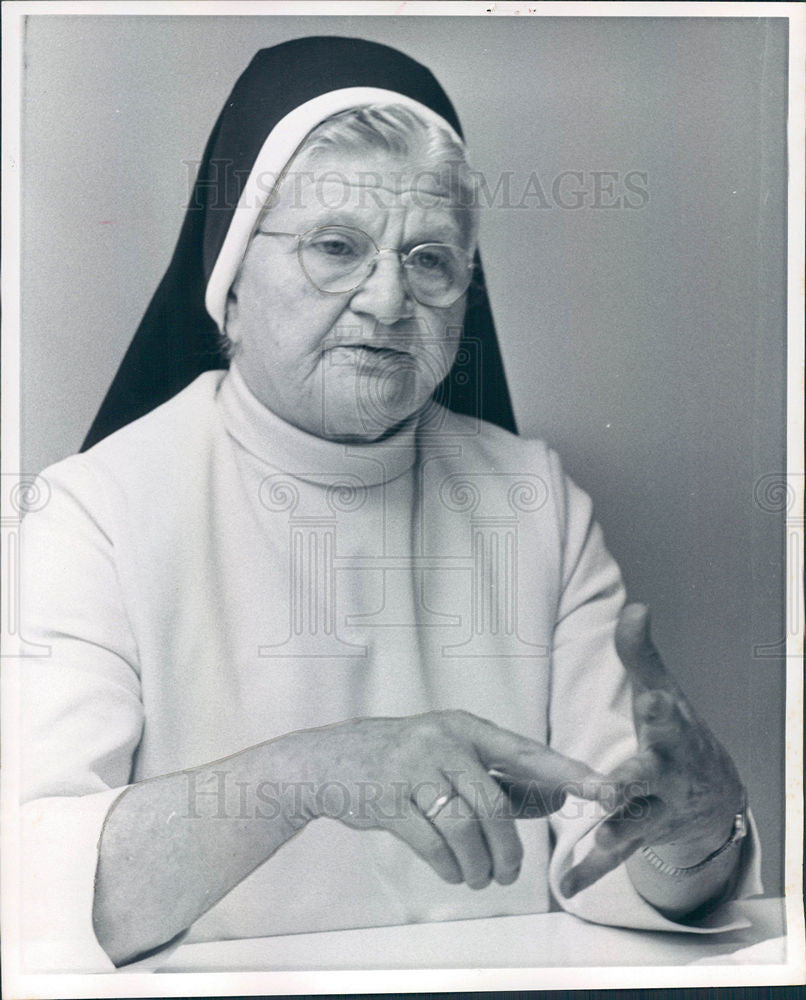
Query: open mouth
[{"left": 328, "top": 345, "right": 411, "bottom": 368}]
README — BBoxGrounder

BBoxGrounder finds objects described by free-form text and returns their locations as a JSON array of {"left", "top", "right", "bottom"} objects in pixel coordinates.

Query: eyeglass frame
[{"left": 255, "top": 224, "right": 475, "bottom": 308}]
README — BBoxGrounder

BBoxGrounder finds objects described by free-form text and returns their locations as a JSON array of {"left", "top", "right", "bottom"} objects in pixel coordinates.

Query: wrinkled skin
[
  {"left": 296, "top": 709, "right": 606, "bottom": 890},
  {"left": 225, "top": 149, "right": 470, "bottom": 443},
  {"left": 562, "top": 603, "right": 744, "bottom": 898}
]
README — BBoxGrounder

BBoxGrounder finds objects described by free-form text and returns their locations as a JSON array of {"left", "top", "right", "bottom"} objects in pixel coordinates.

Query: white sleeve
[
  {"left": 17, "top": 456, "right": 183, "bottom": 971},
  {"left": 544, "top": 450, "right": 763, "bottom": 933}
]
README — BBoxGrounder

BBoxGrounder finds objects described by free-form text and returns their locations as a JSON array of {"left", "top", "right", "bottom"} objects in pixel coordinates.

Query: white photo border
[{"left": 2, "top": 2, "right": 804, "bottom": 996}]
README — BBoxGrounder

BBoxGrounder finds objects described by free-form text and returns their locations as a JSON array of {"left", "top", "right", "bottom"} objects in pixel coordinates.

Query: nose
[{"left": 348, "top": 251, "right": 415, "bottom": 326}]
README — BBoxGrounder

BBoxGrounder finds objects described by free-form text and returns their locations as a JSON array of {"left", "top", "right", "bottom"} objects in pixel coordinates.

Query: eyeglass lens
[{"left": 298, "top": 226, "right": 471, "bottom": 306}]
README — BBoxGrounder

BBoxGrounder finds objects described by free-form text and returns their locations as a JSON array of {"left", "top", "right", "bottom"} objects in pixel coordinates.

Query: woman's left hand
[{"left": 561, "top": 603, "right": 744, "bottom": 898}]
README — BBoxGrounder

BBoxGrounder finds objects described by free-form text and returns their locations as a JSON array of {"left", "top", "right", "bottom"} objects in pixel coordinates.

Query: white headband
[{"left": 204, "top": 87, "right": 466, "bottom": 332}]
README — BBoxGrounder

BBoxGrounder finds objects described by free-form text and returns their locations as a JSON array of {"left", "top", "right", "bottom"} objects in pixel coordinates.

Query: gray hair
[{"left": 294, "top": 104, "right": 477, "bottom": 212}]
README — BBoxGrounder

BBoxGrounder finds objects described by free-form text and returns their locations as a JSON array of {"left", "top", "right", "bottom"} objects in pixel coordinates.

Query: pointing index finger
[{"left": 466, "top": 716, "right": 606, "bottom": 795}]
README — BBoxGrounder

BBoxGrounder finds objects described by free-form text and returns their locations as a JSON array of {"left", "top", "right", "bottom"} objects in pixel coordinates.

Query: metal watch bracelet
[{"left": 638, "top": 796, "right": 748, "bottom": 878}]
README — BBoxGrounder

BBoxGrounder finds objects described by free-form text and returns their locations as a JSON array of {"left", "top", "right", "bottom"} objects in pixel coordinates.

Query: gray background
[{"left": 21, "top": 15, "right": 788, "bottom": 893}]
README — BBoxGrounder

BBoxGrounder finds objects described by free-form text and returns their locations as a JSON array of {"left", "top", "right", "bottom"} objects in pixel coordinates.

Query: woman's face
[{"left": 225, "top": 149, "right": 473, "bottom": 442}]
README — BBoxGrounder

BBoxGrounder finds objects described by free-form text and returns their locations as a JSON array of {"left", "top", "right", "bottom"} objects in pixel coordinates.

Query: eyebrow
[
  {"left": 260, "top": 209, "right": 468, "bottom": 248},
  {"left": 408, "top": 220, "right": 467, "bottom": 246}
]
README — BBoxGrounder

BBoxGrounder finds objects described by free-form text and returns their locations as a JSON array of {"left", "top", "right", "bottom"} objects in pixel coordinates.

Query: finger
[
  {"left": 490, "top": 768, "right": 610, "bottom": 819},
  {"left": 450, "top": 766, "right": 523, "bottom": 885},
  {"left": 560, "top": 837, "right": 641, "bottom": 899},
  {"left": 615, "top": 603, "right": 673, "bottom": 693},
  {"left": 560, "top": 796, "right": 667, "bottom": 898},
  {"left": 490, "top": 772, "right": 558, "bottom": 819},
  {"left": 431, "top": 805, "right": 495, "bottom": 890},
  {"left": 634, "top": 689, "right": 691, "bottom": 752},
  {"left": 411, "top": 779, "right": 453, "bottom": 819},
  {"left": 387, "top": 810, "right": 464, "bottom": 885},
  {"left": 634, "top": 689, "right": 675, "bottom": 727},
  {"left": 465, "top": 715, "right": 606, "bottom": 792},
  {"left": 411, "top": 780, "right": 492, "bottom": 888},
  {"left": 585, "top": 751, "right": 663, "bottom": 813},
  {"left": 596, "top": 795, "right": 669, "bottom": 847}
]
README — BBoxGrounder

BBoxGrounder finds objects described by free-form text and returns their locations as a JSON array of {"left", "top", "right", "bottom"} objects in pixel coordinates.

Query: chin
[{"left": 322, "top": 380, "right": 429, "bottom": 442}]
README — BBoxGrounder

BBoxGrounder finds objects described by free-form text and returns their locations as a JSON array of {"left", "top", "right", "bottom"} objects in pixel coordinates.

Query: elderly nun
[{"left": 20, "top": 36, "right": 760, "bottom": 972}]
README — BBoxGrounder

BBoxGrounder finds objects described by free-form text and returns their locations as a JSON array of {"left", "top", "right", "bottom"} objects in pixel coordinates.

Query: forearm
[{"left": 93, "top": 730, "right": 315, "bottom": 965}]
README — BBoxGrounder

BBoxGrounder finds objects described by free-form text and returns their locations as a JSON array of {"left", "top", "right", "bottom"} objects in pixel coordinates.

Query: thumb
[{"left": 615, "top": 603, "right": 671, "bottom": 692}]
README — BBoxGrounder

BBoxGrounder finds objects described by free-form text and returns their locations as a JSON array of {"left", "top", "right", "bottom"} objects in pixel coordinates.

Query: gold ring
[{"left": 424, "top": 792, "right": 454, "bottom": 821}]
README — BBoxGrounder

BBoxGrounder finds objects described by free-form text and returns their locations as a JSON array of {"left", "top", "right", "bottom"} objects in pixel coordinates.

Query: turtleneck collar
[{"left": 217, "top": 362, "right": 419, "bottom": 488}]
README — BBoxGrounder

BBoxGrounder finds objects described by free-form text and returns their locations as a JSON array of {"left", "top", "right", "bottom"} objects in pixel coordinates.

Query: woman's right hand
[
  {"left": 94, "top": 708, "right": 604, "bottom": 965},
  {"left": 289, "top": 710, "right": 604, "bottom": 890}
]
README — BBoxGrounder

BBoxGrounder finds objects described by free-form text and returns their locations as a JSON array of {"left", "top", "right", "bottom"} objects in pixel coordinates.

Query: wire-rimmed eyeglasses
[{"left": 256, "top": 225, "right": 474, "bottom": 308}]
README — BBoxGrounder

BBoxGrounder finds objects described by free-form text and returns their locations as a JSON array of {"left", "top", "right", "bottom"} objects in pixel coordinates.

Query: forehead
[{"left": 267, "top": 150, "right": 471, "bottom": 236}]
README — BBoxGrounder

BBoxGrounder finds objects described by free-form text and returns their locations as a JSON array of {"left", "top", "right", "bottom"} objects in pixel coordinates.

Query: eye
[
  {"left": 410, "top": 247, "right": 451, "bottom": 271},
  {"left": 310, "top": 237, "right": 357, "bottom": 258},
  {"left": 414, "top": 251, "right": 443, "bottom": 270},
  {"left": 304, "top": 227, "right": 370, "bottom": 263}
]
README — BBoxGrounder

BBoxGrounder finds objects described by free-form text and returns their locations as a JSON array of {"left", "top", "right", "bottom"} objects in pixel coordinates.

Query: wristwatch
[{"left": 639, "top": 796, "right": 748, "bottom": 877}]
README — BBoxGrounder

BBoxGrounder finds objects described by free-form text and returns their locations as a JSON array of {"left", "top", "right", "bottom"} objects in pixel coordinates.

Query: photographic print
[{"left": 2, "top": 3, "right": 803, "bottom": 995}]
